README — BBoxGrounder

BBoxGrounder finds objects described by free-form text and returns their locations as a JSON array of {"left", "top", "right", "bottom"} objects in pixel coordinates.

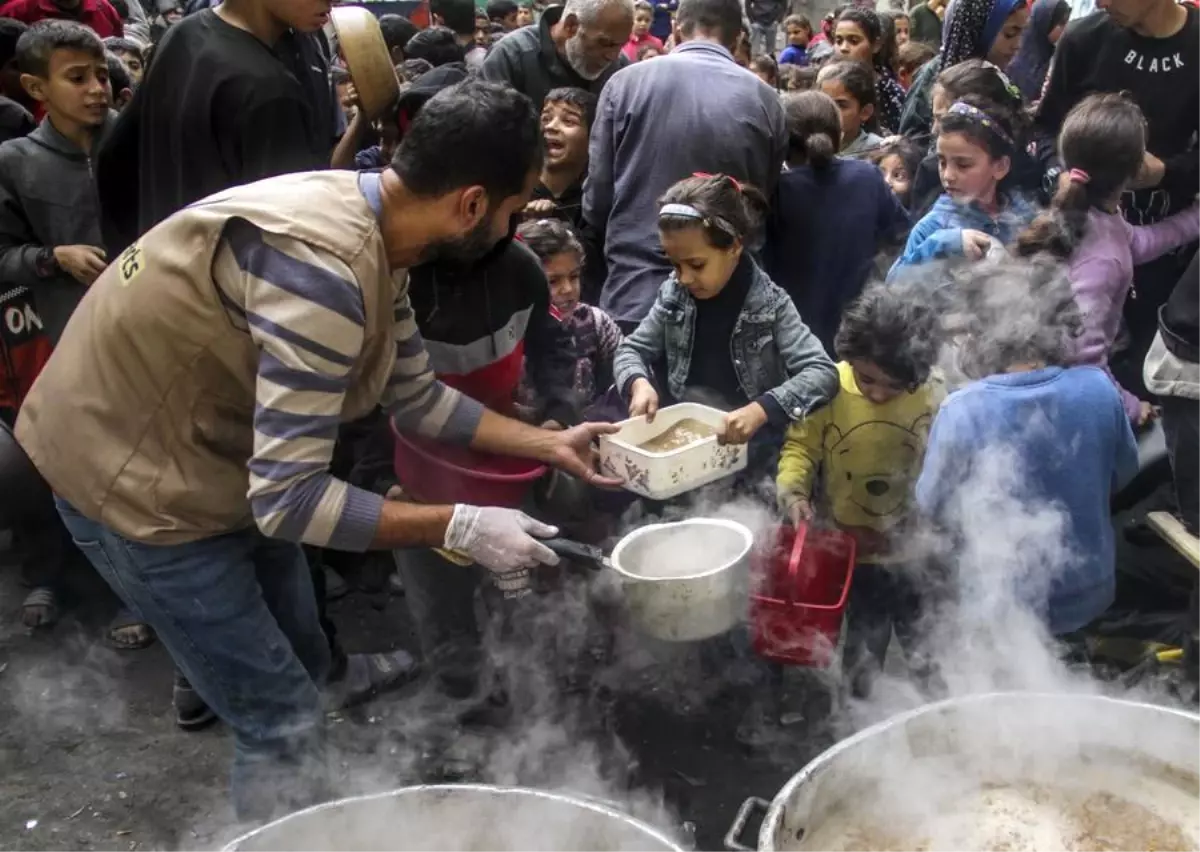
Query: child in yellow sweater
[{"left": 776, "top": 283, "right": 940, "bottom": 698}]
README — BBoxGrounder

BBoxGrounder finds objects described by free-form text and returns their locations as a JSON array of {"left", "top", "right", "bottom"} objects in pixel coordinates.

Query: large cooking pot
[
  {"left": 610, "top": 518, "right": 753, "bottom": 642},
  {"left": 223, "top": 784, "right": 683, "bottom": 851},
  {"left": 726, "top": 692, "right": 1200, "bottom": 851}
]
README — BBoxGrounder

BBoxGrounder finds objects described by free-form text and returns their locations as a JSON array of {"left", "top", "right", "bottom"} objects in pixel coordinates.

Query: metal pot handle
[{"left": 723, "top": 796, "right": 769, "bottom": 851}]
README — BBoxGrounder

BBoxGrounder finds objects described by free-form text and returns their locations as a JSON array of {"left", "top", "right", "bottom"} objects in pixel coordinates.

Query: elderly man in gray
[
  {"left": 481, "top": 0, "right": 633, "bottom": 110},
  {"left": 583, "top": 0, "right": 788, "bottom": 333}
]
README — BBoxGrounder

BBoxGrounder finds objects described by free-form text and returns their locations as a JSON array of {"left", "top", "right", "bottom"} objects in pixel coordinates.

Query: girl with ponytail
[
  {"left": 1016, "top": 93, "right": 1199, "bottom": 426},
  {"left": 764, "top": 92, "right": 910, "bottom": 352}
]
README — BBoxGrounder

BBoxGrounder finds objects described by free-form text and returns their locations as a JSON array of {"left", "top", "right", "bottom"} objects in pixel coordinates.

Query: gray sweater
[
  {"left": 0, "top": 116, "right": 108, "bottom": 343},
  {"left": 583, "top": 41, "right": 788, "bottom": 325}
]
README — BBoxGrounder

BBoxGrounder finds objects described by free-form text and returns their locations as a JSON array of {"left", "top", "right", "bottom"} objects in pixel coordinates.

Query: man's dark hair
[
  {"left": 543, "top": 86, "right": 596, "bottom": 130},
  {"left": 0, "top": 18, "right": 28, "bottom": 67},
  {"left": 103, "top": 36, "right": 144, "bottom": 61},
  {"left": 16, "top": 19, "right": 105, "bottom": 77},
  {"left": 487, "top": 0, "right": 518, "bottom": 21},
  {"left": 392, "top": 79, "right": 543, "bottom": 203},
  {"left": 105, "top": 49, "right": 131, "bottom": 94},
  {"left": 378, "top": 13, "right": 419, "bottom": 54},
  {"left": 430, "top": 0, "right": 476, "bottom": 35},
  {"left": 676, "top": 0, "right": 743, "bottom": 50},
  {"left": 405, "top": 25, "right": 466, "bottom": 67}
]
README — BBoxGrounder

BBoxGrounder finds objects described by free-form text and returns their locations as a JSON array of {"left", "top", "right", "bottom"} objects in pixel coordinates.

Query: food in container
[
  {"left": 637, "top": 418, "right": 717, "bottom": 453},
  {"left": 725, "top": 693, "right": 1200, "bottom": 852},
  {"left": 599, "top": 403, "right": 747, "bottom": 500}
]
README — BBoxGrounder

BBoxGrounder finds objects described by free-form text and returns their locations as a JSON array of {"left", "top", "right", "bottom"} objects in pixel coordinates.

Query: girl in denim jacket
[{"left": 613, "top": 174, "right": 839, "bottom": 475}]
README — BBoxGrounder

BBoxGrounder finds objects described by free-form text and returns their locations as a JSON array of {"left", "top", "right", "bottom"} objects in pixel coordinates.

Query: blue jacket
[
  {"left": 889, "top": 192, "right": 1037, "bottom": 277},
  {"left": 613, "top": 257, "right": 838, "bottom": 422},
  {"left": 915, "top": 366, "right": 1139, "bottom": 635},
  {"left": 778, "top": 45, "right": 808, "bottom": 66},
  {"left": 765, "top": 158, "right": 908, "bottom": 353}
]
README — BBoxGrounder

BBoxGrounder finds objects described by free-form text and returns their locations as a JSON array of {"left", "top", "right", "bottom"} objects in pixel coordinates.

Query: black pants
[
  {"left": 1161, "top": 395, "right": 1199, "bottom": 535},
  {"left": 842, "top": 561, "right": 931, "bottom": 697}
]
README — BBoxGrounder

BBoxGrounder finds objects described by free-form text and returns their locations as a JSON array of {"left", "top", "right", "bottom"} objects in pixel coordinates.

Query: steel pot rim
[
  {"left": 221, "top": 782, "right": 685, "bottom": 852},
  {"left": 611, "top": 517, "right": 754, "bottom": 583},
  {"left": 755, "top": 691, "right": 1200, "bottom": 848}
]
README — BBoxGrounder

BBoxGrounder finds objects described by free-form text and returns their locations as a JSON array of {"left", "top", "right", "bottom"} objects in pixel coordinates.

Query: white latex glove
[{"left": 443, "top": 504, "right": 561, "bottom": 574}]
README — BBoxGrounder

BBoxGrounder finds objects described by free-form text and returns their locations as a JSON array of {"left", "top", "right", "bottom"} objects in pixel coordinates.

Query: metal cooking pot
[
  {"left": 725, "top": 692, "right": 1200, "bottom": 851},
  {"left": 610, "top": 518, "right": 753, "bottom": 643},
  {"left": 223, "top": 784, "right": 683, "bottom": 852}
]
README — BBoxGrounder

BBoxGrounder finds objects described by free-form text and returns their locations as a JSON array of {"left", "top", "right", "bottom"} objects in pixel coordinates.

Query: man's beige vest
[{"left": 16, "top": 171, "right": 399, "bottom": 544}]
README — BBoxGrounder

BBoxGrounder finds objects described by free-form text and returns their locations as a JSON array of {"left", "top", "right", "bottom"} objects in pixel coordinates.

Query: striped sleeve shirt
[{"left": 212, "top": 218, "right": 484, "bottom": 551}]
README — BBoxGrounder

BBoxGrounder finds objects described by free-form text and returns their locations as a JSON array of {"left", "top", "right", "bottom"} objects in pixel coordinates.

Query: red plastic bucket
[
  {"left": 390, "top": 421, "right": 547, "bottom": 507},
  {"left": 750, "top": 524, "right": 857, "bottom": 668}
]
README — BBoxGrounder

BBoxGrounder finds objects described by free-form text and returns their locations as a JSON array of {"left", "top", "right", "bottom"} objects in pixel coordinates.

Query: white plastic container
[{"left": 598, "top": 403, "right": 747, "bottom": 500}]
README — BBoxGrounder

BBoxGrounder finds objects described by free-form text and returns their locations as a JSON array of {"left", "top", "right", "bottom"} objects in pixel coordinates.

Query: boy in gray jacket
[{"left": 0, "top": 20, "right": 111, "bottom": 345}]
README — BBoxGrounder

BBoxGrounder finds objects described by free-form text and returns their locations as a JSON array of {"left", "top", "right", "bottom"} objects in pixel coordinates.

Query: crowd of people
[{"left": 0, "top": 0, "right": 1195, "bottom": 826}]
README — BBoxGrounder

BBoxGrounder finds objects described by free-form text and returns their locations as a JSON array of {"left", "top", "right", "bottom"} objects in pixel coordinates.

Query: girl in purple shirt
[{"left": 1017, "top": 93, "right": 1198, "bottom": 427}]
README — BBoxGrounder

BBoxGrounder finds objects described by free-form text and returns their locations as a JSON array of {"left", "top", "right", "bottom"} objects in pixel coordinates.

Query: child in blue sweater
[
  {"left": 890, "top": 97, "right": 1035, "bottom": 277},
  {"left": 915, "top": 261, "right": 1138, "bottom": 636}
]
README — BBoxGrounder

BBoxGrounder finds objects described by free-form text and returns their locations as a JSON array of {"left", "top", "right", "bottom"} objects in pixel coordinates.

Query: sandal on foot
[
  {"left": 21, "top": 586, "right": 58, "bottom": 629},
  {"left": 324, "top": 567, "right": 349, "bottom": 601},
  {"left": 105, "top": 610, "right": 155, "bottom": 650},
  {"left": 173, "top": 672, "right": 218, "bottom": 731},
  {"left": 338, "top": 650, "right": 421, "bottom": 709}
]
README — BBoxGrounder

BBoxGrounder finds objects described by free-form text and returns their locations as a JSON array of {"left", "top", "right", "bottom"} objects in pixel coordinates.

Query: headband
[
  {"left": 945, "top": 100, "right": 1015, "bottom": 151},
  {"left": 658, "top": 203, "right": 737, "bottom": 238}
]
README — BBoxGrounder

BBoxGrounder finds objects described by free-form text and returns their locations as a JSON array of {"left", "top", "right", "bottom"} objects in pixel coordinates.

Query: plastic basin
[{"left": 390, "top": 421, "right": 547, "bottom": 507}]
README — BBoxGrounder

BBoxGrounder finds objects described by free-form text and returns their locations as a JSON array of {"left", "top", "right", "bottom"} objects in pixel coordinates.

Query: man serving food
[{"left": 14, "top": 79, "right": 618, "bottom": 820}]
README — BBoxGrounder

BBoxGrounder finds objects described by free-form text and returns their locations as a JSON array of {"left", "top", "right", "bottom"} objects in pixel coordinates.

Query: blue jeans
[{"left": 55, "top": 499, "right": 331, "bottom": 821}]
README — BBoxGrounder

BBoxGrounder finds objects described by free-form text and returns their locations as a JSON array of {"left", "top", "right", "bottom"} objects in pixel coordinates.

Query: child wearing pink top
[
  {"left": 1017, "top": 93, "right": 1198, "bottom": 426},
  {"left": 623, "top": 0, "right": 664, "bottom": 61}
]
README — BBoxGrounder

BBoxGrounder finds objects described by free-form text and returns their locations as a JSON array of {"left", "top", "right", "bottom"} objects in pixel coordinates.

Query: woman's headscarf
[
  {"left": 940, "top": 0, "right": 1027, "bottom": 69},
  {"left": 1006, "top": 0, "right": 1069, "bottom": 100}
]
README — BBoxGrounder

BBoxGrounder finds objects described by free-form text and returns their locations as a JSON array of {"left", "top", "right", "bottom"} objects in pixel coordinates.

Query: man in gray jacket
[
  {"left": 481, "top": 0, "right": 632, "bottom": 111},
  {"left": 583, "top": 0, "right": 787, "bottom": 330}
]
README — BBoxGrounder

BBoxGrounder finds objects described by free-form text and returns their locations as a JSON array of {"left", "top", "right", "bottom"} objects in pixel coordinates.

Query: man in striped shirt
[{"left": 17, "top": 80, "right": 620, "bottom": 819}]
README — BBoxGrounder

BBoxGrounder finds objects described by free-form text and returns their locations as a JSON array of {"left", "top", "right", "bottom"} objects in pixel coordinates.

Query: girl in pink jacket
[{"left": 1017, "top": 93, "right": 1198, "bottom": 427}]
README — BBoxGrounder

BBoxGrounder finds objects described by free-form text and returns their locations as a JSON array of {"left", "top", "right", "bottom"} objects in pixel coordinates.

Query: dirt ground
[{"left": 0, "top": 495, "right": 1194, "bottom": 852}]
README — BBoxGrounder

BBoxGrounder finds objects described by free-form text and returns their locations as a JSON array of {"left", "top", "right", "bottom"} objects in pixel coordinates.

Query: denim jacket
[
  {"left": 889, "top": 192, "right": 1038, "bottom": 278},
  {"left": 613, "top": 259, "right": 838, "bottom": 420}
]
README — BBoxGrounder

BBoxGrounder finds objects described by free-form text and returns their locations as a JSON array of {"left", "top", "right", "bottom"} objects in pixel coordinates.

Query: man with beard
[
  {"left": 14, "top": 80, "right": 619, "bottom": 820},
  {"left": 481, "top": 0, "right": 632, "bottom": 111}
]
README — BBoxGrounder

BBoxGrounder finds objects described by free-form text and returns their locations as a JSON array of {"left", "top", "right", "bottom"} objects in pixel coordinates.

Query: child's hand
[
  {"left": 961, "top": 229, "right": 993, "bottom": 260},
  {"left": 523, "top": 198, "right": 557, "bottom": 218},
  {"left": 787, "top": 498, "right": 812, "bottom": 526},
  {"left": 720, "top": 402, "right": 768, "bottom": 445},
  {"left": 54, "top": 245, "right": 107, "bottom": 285},
  {"left": 628, "top": 378, "right": 659, "bottom": 421},
  {"left": 1136, "top": 400, "right": 1160, "bottom": 428}
]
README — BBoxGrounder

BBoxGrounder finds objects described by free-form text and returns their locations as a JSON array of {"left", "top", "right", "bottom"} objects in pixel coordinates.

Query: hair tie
[
  {"left": 1068, "top": 168, "right": 1091, "bottom": 185},
  {"left": 692, "top": 171, "right": 743, "bottom": 192}
]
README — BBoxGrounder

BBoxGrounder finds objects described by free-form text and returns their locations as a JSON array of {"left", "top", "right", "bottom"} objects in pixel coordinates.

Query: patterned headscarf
[{"left": 940, "top": 0, "right": 1027, "bottom": 69}]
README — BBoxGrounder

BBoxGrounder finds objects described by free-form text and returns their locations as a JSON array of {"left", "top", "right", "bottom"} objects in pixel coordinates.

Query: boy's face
[
  {"left": 544, "top": 250, "right": 583, "bottom": 313},
  {"left": 786, "top": 22, "right": 810, "bottom": 47},
  {"left": 114, "top": 49, "right": 143, "bottom": 84},
  {"left": 632, "top": 9, "right": 651, "bottom": 36},
  {"left": 22, "top": 48, "right": 110, "bottom": 129},
  {"left": 541, "top": 99, "right": 588, "bottom": 172},
  {"left": 262, "top": 0, "right": 332, "bottom": 33},
  {"left": 499, "top": 10, "right": 519, "bottom": 29},
  {"left": 849, "top": 359, "right": 908, "bottom": 404},
  {"left": 516, "top": 5, "right": 534, "bottom": 26},
  {"left": 475, "top": 16, "right": 491, "bottom": 46}
]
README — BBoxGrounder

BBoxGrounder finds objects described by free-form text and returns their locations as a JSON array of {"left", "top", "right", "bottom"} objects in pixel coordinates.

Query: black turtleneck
[{"left": 685, "top": 252, "right": 755, "bottom": 407}]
